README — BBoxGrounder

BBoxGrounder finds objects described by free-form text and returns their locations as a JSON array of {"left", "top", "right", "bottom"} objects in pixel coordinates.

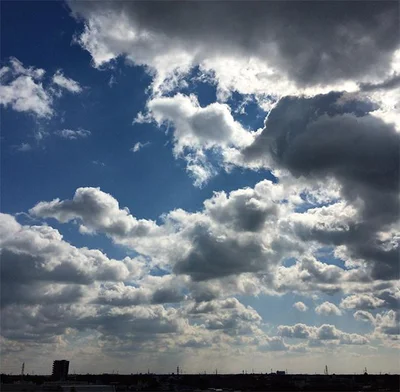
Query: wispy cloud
[
  {"left": 52, "top": 70, "right": 82, "bottom": 93},
  {"left": 14, "top": 142, "right": 32, "bottom": 152},
  {"left": 131, "top": 141, "right": 151, "bottom": 153},
  {"left": 55, "top": 128, "right": 91, "bottom": 140}
]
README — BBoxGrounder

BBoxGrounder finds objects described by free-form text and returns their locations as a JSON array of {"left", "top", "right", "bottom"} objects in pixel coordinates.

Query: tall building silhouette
[{"left": 52, "top": 360, "right": 69, "bottom": 381}]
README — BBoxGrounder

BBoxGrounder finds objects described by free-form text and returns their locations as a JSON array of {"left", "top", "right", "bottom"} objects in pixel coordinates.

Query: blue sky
[{"left": 1, "top": 0, "right": 399, "bottom": 375}]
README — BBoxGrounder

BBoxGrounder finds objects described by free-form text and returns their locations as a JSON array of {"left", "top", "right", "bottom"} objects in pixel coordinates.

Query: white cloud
[
  {"left": 131, "top": 141, "right": 150, "bottom": 153},
  {"left": 293, "top": 302, "right": 308, "bottom": 312},
  {"left": 315, "top": 302, "right": 342, "bottom": 316},
  {"left": 139, "top": 93, "right": 258, "bottom": 185},
  {"left": 0, "top": 58, "right": 52, "bottom": 118},
  {"left": 341, "top": 294, "right": 386, "bottom": 310},
  {"left": 52, "top": 70, "right": 82, "bottom": 93},
  {"left": 55, "top": 128, "right": 91, "bottom": 140},
  {"left": 15, "top": 143, "right": 32, "bottom": 152},
  {"left": 278, "top": 323, "right": 368, "bottom": 345},
  {"left": 29, "top": 187, "right": 160, "bottom": 241},
  {"left": 0, "top": 58, "right": 83, "bottom": 118}
]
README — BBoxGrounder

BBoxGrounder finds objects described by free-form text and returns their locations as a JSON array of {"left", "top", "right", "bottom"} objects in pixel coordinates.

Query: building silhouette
[{"left": 52, "top": 360, "right": 69, "bottom": 381}]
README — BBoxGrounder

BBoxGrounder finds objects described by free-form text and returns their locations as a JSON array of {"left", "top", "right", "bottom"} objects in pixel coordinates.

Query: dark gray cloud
[
  {"left": 359, "top": 74, "right": 400, "bottom": 92},
  {"left": 245, "top": 92, "right": 400, "bottom": 279},
  {"left": 69, "top": 0, "right": 399, "bottom": 86},
  {"left": 173, "top": 224, "right": 269, "bottom": 281},
  {"left": 94, "top": 284, "right": 185, "bottom": 306}
]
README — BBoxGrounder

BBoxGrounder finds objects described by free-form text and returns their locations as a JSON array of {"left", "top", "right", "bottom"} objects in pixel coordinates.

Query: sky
[{"left": 0, "top": 0, "right": 399, "bottom": 376}]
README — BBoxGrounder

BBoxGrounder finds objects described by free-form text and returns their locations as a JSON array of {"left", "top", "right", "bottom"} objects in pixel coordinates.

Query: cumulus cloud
[
  {"left": 278, "top": 323, "right": 368, "bottom": 345},
  {"left": 354, "top": 310, "right": 400, "bottom": 340},
  {"left": 29, "top": 176, "right": 396, "bottom": 291},
  {"left": 139, "top": 93, "right": 257, "bottom": 185},
  {"left": 341, "top": 294, "right": 386, "bottom": 310},
  {"left": 0, "top": 57, "right": 82, "bottom": 118},
  {"left": 341, "top": 287, "right": 400, "bottom": 312},
  {"left": 55, "top": 128, "right": 91, "bottom": 140},
  {"left": 244, "top": 92, "right": 400, "bottom": 280},
  {"left": 293, "top": 302, "right": 308, "bottom": 312},
  {"left": 315, "top": 302, "right": 342, "bottom": 316},
  {"left": 29, "top": 187, "right": 159, "bottom": 240},
  {"left": 0, "top": 58, "right": 52, "bottom": 117},
  {"left": 69, "top": 1, "right": 399, "bottom": 95},
  {"left": 2, "top": 175, "right": 394, "bottom": 367},
  {"left": 29, "top": 179, "right": 301, "bottom": 282},
  {"left": 0, "top": 213, "right": 144, "bottom": 308}
]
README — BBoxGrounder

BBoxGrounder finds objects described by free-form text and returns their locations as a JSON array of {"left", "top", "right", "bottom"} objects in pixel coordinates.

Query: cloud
[
  {"left": 359, "top": 73, "right": 400, "bottom": 92},
  {"left": 29, "top": 187, "right": 159, "bottom": 240},
  {"left": 69, "top": 1, "right": 399, "bottom": 95},
  {"left": 354, "top": 309, "right": 400, "bottom": 339},
  {"left": 173, "top": 225, "right": 270, "bottom": 281},
  {"left": 244, "top": 92, "right": 400, "bottom": 280},
  {"left": 341, "top": 294, "right": 386, "bottom": 310},
  {"left": 354, "top": 310, "right": 376, "bottom": 324},
  {"left": 27, "top": 178, "right": 390, "bottom": 290},
  {"left": 28, "top": 181, "right": 296, "bottom": 283},
  {"left": 131, "top": 141, "right": 150, "bottom": 153},
  {"left": 52, "top": 70, "right": 82, "bottom": 93},
  {"left": 0, "top": 213, "right": 143, "bottom": 308},
  {"left": 140, "top": 93, "right": 257, "bottom": 186},
  {"left": 278, "top": 323, "right": 368, "bottom": 345},
  {"left": 315, "top": 302, "right": 342, "bottom": 316},
  {"left": 92, "top": 160, "right": 105, "bottom": 166},
  {"left": 0, "top": 58, "right": 52, "bottom": 117},
  {"left": 341, "top": 287, "right": 400, "bottom": 311},
  {"left": 15, "top": 143, "right": 32, "bottom": 152},
  {"left": 293, "top": 302, "right": 308, "bottom": 312},
  {"left": 55, "top": 128, "right": 91, "bottom": 140},
  {"left": 3, "top": 175, "right": 397, "bottom": 367},
  {"left": 0, "top": 57, "right": 83, "bottom": 118}
]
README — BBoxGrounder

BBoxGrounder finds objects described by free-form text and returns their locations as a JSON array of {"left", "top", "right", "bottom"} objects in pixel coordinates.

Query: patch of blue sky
[
  {"left": 149, "top": 266, "right": 171, "bottom": 277},
  {"left": 239, "top": 292, "right": 373, "bottom": 336},
  {"left": 226, "top": 91, "right": 270, "bottom": 130},
  {"left": 294, "top": 191, "right": 341, "bottom": 213},
  {"left": 314, "top": 246, "right": 347, "bottom": 269},
  {"left": 1, "top": 1, "right": 82, "bottom": 73},
  {"left": 238, "top": 293, "right": 312, "bottom": 329},
  {"left": 281, "top": 257, "right": 297, "bottom": 267},
  {"left": 162, "top": 66, "right": 218, "bottom": 106}
]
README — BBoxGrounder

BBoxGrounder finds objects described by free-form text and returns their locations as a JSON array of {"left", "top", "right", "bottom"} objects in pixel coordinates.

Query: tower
[
  {"left": 324, "top": 365, "right": 329, "bottom": 375},
  {"left": 52, "top": 360, "right": 69, "bottom": 381},
  {"left": 21, "top": 363, "right": 25, "bottom": 381}
]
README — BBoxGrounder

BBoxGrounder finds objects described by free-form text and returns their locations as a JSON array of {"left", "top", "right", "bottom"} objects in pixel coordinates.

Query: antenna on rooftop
[{"left": 324, "top": 365, "right": 329, "bottom": 375}]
